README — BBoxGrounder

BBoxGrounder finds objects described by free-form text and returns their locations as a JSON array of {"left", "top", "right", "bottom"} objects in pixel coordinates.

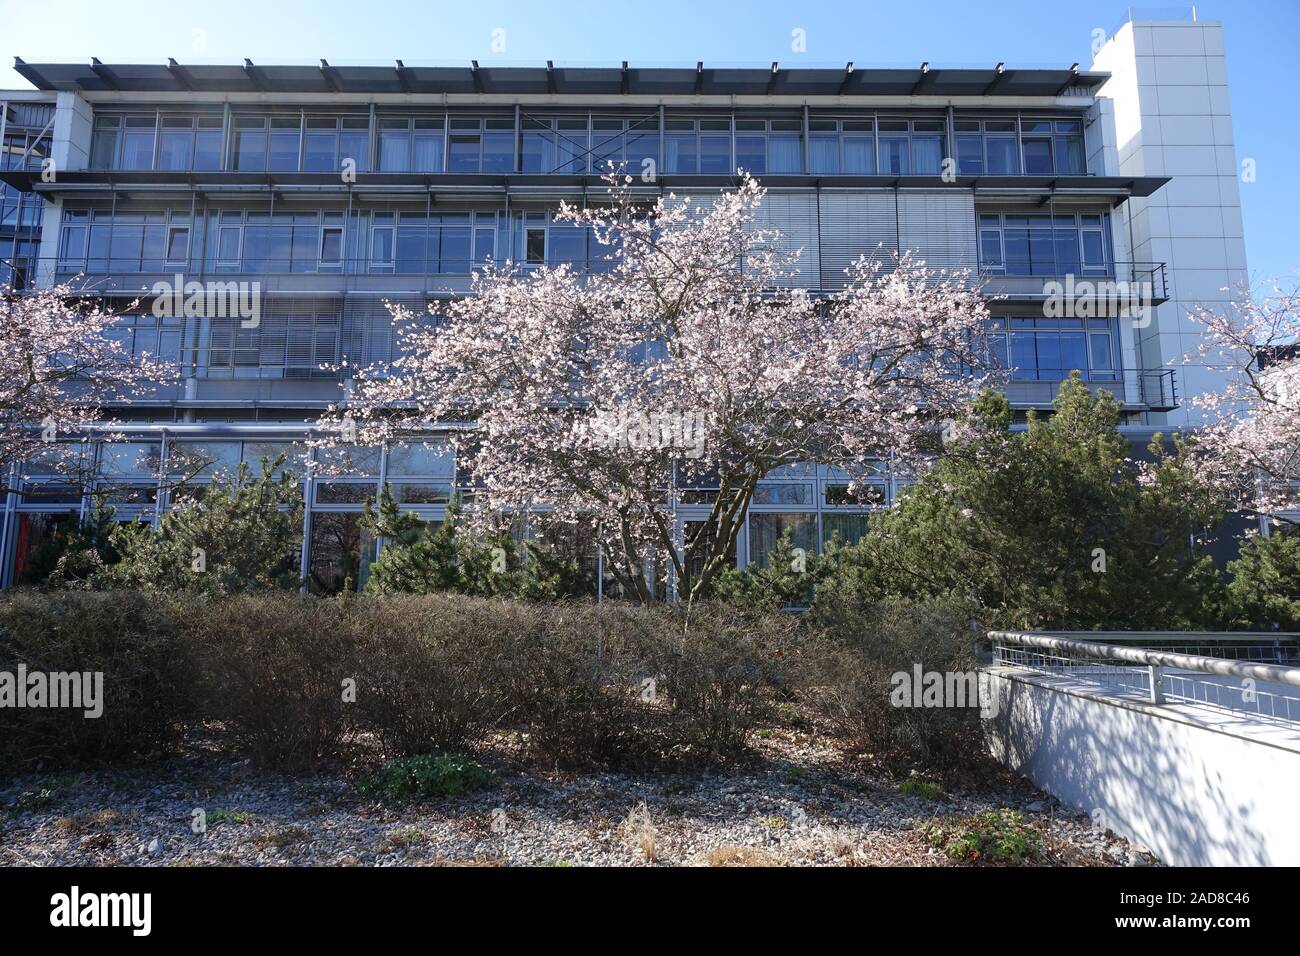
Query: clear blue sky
[{"left": 0, "top": 0, "right": 1294, "bottom": 286}]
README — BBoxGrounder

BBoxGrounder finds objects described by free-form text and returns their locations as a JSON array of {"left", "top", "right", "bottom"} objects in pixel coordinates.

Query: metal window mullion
[
  {"left": 0, "top": 461, "right": 20, "bottom": 588},
  {"left": 220, "top": 102, "right": 231, "bottom": 171},
  {"left": 801, "top": 105, "right": 810, "bottom": 175}
]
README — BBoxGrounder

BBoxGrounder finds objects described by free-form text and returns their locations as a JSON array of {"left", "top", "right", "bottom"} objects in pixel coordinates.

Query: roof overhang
[
  {"left": 11, "top": 58, "right": 1107, "bottom": 99},
  {"left": 0, "top": 168, "right": 1171, "bottom": 201}
]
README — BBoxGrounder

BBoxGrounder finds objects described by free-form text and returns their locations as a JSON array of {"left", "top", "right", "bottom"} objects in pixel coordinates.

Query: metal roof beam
[
  {"left": 12, "top": 57, "right": 51, "bottom": 89},
  {"left": 394, "top": 59, "right": 413, "bottom": 93},
  {"left": 837, "top": 61, "right": 854, "bottom": 95},
  {"left": 1056, "top": 63, "right": 1081, "bottom": 95},
  {"left": 982, "top": 63, "right": 1008, "bottom": 95},
  {"left": 166, "top": 58, "right": 194, "bottom": 91},
  {"left": 89, "top": 57, "right": 121, "bottom": 90},
  {"left": 243, "top": 58, "right": 267, "bottom": 91},
  {"left": 319, "top": 59, "right": 343, "bottom": 93}
]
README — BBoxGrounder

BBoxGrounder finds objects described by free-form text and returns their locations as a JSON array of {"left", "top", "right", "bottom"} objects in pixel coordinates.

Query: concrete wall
[
  {"left": 985, "top": 669, "right": 1300, "bottom": 866},
  {"left": 1093, "top": 20, "right": 1248, "bottom": 429}
]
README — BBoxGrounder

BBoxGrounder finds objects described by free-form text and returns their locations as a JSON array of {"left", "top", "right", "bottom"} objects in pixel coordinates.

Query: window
[
  {"left": 590, "top": 115, "right": 658, "bottom": 175},
  {"left": 320, "top": 227, "right": 343, "bottom": 266},
  {"left": 90, "top": 116, "right": 120, "bottom": 168},
  {"left": 165, "top": 226, "right": 189, "bottom": 261},
  {"left": 748, "top": 513, "right": 818, "bottom": 568},
  {"left": 267, "top": 116, "right": 302, "bottom": 171},
  {"left": 302, "top": 115, "right": 370, "bottom": 172},
  {"left": 378, "top": 116, "right": 445, "bottom": 172},
  {"left": 978, "top": 211, "right": 1110, "bottom": 276},
  {"left": 203, "top": 209, "right": 347, "bottom": 273},
  {"left": 664, "top": 117, "right": 732, "bottom": 174},
  {"left": 57, "top": 208, "right": 194, "bottom": 272},
  {"left": 446, "top": 117, "right": 515, "bottom": 173},
  {"left": 231, "top": 115, "right": 320, "bottom": 171},
  {"left": 808, "top": 119, "right": 874, "bottom": 175},
  {"left": 955, "top": 119, "right": 1020, "bottom": 175},
  {"left": 1021, "top": 120, "right": 1054, "bottom": 175},
  {"left": 1053, "top": 120, "right": 1086, "bottom": 174},
  {"left": 985, "top": 315, "right": 1119, "bottom": 382},
  {"left": 204, "top": 300, "right": 340, "bottom": 379},
  {"left": 364, "top": 211, "right": 495, "bottom": 273},
  {"left": 153, "top": 115, "right": 223, "bottom": 171},
  {"left": 522, "top": 116, "right": 590, "bottom": 173},
  {"left": 232, "top": 115, "right": 268, "bottom": 170},
  {"left": 875, "top": 120, "right": 906, "bottom": 174},
  {"left": 512, "top": 211, "right": 597, "bottom": 270},
  {"left": 121, "top": 115, "right": 157, "bottom": 169}
]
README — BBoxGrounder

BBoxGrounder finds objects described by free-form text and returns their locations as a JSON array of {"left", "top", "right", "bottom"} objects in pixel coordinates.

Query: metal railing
[
  {"left": 1137, "top": 367, "right": 1178, "bottom": 410},
  {"left": 989, "top": 630, "right": 1300, "bottom": 727},
  {"left": 979, "top": 262, "right": 1168, "bottom": 302}
]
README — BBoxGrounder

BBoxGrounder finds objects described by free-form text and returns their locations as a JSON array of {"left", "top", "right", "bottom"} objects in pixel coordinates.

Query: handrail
[
  {"left": 1030, "top": 630, "right": 1300, "bottom": 643},
  {"left": 989, "top": 630, "right": 1300, "bottom": 689}
]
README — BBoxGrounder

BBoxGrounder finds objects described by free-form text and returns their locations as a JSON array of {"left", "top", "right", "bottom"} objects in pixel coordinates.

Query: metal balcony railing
[
  {"left": 979, "top": 261, "right": 1168, "bottom": 304},
  {"left": 1137, "top": 367, "right": 1178, "bottom": 411},
  {"left": 990, "top": 630, "right": 1300, "bottom": 727}
]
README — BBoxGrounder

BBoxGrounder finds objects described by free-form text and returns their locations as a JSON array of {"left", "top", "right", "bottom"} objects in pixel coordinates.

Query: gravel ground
[{"left": 0, "top": 730, "right": 1158, "bottom": 867}]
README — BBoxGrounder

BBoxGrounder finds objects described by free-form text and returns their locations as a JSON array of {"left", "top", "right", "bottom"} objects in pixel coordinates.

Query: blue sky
[{"left": 0, "top": 0, "right": 1295, "bottom": 286}]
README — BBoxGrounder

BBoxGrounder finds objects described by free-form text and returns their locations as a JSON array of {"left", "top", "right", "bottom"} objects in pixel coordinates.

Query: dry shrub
[
  {"left": 346, "top": 593, "right": 513, "bottom": 756},
  {"left": 802, "top": 594, "right": 988, "bottom": 777},
  {"left": 0, "top": 590, "right": 190, "bottom": 773},
  {"left": 182, "top": 592, "right": 357, "bottom": 769}
]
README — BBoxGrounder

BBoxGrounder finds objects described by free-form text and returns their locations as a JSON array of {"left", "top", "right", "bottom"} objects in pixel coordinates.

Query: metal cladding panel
[
  {"left": 897, "top": 191, "right": 979, "bottom": 275},
  {"left": 816, "top": 192, "right": 899, "bottom": 291},
  {"left": 752, "top": 193, "right": 820, "bottom": 289}
]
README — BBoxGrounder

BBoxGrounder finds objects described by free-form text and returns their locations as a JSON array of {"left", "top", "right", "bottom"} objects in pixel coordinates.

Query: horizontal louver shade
[
  {"left": 817, "top": 192, "right": 899, "bottom": 290},
  {"left": 897, "top": 192, "right": 979, "bottom": 274}
]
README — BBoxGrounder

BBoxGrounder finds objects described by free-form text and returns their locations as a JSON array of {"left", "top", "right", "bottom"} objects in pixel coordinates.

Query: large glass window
[
  {"left": 155, "top": 115, "right": 223, "bottom": 170},
  {"left": 589, "top": 115, "right": 658, "bottom": 176},
  {"left": 978, "top": 211, "right": 1110, "bottom": 277},
  {"left": 510, "top": 211, "right": 601, "bottom": 270},
  {"left": 522, "top": 116, "right": 590, "bottom": 173},
  {"left": 57, "top": 208, "right": 193, "bottom": 272},
  {"left": 955, "top": 119, "right": 1021, "bottom": 175},
  {"left": 446, "top": 117, "right": 515, "bottom": 173},
  {"left": 808, "top": 119, "right": 874, "bottom": 175},
  {"left": 664, "top": 117, "right": 732, "bottom": 174},
  {"left": 378, "top": 116, "right": 445, "bottom": 172},
  {"left": 203, "top": 300, "right": 340, "bottom": 379},
  {"left": 301, "top": 115, "right": 370, "bottom": 172},
  {"left": 748, "top": 513, "right": 818, "bottom": 569},
  {"left": 366, "top": 211, "right": 496, "bottom": 273},
  {"left": 734, "top": 117, "right": 803, "bottom": 175},
  {"left": 985, "top": 315, "right": 1119, "bottom": 382}
]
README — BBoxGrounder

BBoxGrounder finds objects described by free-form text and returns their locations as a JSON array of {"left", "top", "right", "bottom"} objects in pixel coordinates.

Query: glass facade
[
  {"left": 2, "top": 73, "right": 1170, "bottom": 593},
  {"left": 84, "top": 108, "right": 1095, "bottom": 178}
]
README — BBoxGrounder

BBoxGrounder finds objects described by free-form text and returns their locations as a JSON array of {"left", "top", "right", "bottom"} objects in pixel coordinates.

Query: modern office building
[{"left": 0, "top": 13, "right": 1248, "bottom": 590}]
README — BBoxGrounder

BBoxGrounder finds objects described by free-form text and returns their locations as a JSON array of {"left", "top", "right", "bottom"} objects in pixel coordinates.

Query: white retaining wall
[{"left": 983, "top": 669, "right": 1300, "bottom": 866}]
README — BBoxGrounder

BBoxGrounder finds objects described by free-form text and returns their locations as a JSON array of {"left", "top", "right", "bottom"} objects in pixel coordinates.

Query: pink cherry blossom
[{"left": 325, "top": 173, "right": 1001, "bottom": 602}]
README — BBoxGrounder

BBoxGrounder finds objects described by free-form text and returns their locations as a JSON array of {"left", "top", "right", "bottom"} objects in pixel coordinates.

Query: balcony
[
  {"left": 980, "top": 262, "right": 1170, "bottom": 309},
  {"left": 1004, "top": 367, "right": 1178, "bottom": 412}
]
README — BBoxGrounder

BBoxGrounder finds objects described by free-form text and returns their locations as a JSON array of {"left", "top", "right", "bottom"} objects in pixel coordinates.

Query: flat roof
[{"left": 12, "top": 58, "right": 1106, "bottom": 98}]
